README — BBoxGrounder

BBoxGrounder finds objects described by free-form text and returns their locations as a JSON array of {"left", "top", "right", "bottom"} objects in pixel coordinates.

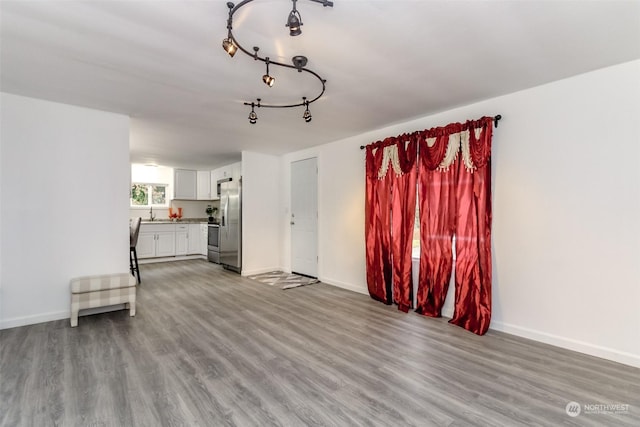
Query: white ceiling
[{"left": 2, "top": 0, "right": 639, "bottom": 169}]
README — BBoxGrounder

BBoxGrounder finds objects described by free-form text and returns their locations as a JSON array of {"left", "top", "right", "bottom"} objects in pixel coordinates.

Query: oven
[{"left": 207, "top": 223, "right": 220, "bottom": 263}]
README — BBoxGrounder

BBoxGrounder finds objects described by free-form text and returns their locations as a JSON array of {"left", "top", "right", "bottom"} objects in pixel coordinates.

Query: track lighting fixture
[
  {"left": 302, "top": 97, "right": 312, "bottom": 123},
  {"left": 286, "top": 0, "right": 303, "bottom": 36},
  {"left": 262, "top": 58, "right": 275, "bottom": 87},
  {"left": 222, "top": 0, "right": 333, "bottom": 123}
]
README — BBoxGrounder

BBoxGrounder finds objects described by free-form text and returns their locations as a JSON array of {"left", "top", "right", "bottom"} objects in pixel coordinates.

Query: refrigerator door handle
[{"left": 223, "top": 194, "right": 229, "bottom": 227}]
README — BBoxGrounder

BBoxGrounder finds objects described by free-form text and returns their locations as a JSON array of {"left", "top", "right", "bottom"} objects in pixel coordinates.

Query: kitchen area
[{"left": 130, "top": 162, "right": 242, "bottom": 272}]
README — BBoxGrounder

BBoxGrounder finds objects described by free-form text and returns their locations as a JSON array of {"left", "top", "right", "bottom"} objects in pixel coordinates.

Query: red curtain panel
[
  {"left": 449, "top": 118, "right": 493, "bottom": 335},
  {"left": 365, "top": 137, "right": 417, "bottom": 310},
  {"left": 365, "top": 143, "right": 393, "bottom": 304},
  {"left": 416, "top": 129, "right": 457, "bottom": 317},
  {"left": 390, "top": 136, "right": 417, "bottom": 312}
]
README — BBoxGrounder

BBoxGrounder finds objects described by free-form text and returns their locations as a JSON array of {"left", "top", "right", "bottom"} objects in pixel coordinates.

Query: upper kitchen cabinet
[
  {"left": 196, "top": 170, "right": 211, "bottom": 200},
  {"left": 210, "top": 161, "right": 242, "bottom": 199},
  {"left": 219, "top": 162, "right": 241, "bottom": 180},
  {"left": 174, "top": 169, "right": 197, "bottom": 200},
  {"left": 231, "top": 161, "right": 242, "bottom": 181},
  {"left": 210, "top": 169, "right": 221, "bottom": 199}
]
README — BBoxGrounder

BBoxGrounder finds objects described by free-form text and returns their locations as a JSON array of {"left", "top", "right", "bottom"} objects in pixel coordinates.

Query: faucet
[{"left": 149, "top": 207, "right": 156, "bottom": 221}]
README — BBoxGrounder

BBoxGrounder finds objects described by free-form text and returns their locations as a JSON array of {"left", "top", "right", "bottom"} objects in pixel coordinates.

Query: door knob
[{"left": 290, "top": 221, "right": 295, "bottom": 225}]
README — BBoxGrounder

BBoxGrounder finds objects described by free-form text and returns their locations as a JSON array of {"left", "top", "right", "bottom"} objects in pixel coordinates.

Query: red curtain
[
  {"left": 416, "top": 117, "right": 493, "bottom": 335},
  {"left": 449, "top": 119, "right": 493, "bottom": 335},
  {"left": 365, "top": 116, "right": 493, "bottom": 335},
  {"left": 365, "top": 137, "right": 417, "bottom": 311},
  {"left": 365, "top": 142, "right": 392, "bottom": 304},
  {"left": 415, "top": 125, "right": 459, "bottom": 317}
]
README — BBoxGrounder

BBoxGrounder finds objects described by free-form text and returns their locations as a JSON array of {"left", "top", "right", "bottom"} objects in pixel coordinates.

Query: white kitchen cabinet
[
  {"left": 138, "top": 224, "right": 176, "bottom": 259},
  {"left": 175, "top": 224, "right": 188, "bottom": 256},
  {"left": 136, "top": 232, "right": 156, "bottom": 259},
  {"left": 188, "top": 224, "right": 201, "bottom": 254},
  {"left": 200, "top": 223, "right": 208, "bottom": 255},
  {"left": 211, "top": 162, "right": 241, "bottom": 199},
  {"left": 174, "top": 169, "right": 197, "bottom": 200},
  {"left": 196, "top": 170, "right": 211, "bottom": 200},
  {"left": 156, "top": 231, "right": 176, "bottom": 257},
  {"left": 231, "top": 161, "right": 242, "bottom": 181},
  {"left": 210, "top": 169, "right": 221, "bottom": 199}
]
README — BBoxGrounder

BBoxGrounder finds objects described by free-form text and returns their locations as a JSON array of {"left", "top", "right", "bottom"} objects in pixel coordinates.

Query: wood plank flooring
[{"left": 1, "top": 259, "right": 639, "bottom": 426}]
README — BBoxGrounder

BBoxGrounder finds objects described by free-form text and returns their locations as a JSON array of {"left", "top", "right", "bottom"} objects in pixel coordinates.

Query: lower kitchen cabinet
[
  {"left": 200, "top": 223, "right": 208, "bottom": 256},
  {"left": 188, "top": 224, "right": 201, "bottom": 255},
  {"left": 156, "top": 231, "right": 176, "bottom": 257},
  {"left": 175, "top": 224, "right": 188, "bottom": 256},
  {"left": 136, "top": 232, "right": 156, "bottom": 259},
  {"left": 138, "top": 222, "right": 207, "bottom": 259},
  {"left": 138, "top": 224, "right": 176, "bottom": 259}
]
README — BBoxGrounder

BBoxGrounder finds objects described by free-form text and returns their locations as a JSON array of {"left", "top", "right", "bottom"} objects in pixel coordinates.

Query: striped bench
[{"left": 70, "top": 273, "right": 136, "bottom": 327}]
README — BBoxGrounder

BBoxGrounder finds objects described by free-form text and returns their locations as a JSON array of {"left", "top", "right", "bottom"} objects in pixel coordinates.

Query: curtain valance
[
  {"left": 365, "top": 116, "right": 494, "bottom": 175},
  {"left": 366, "top": 134, "right": 417, "bottom": 179}
]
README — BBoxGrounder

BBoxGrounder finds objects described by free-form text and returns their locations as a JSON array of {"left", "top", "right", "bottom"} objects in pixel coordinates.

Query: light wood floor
[{"left": 1, "top": 260, "right": 638, "bottom": 426}]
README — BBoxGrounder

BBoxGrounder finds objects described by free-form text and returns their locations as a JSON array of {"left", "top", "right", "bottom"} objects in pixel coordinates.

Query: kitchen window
[{"left": 131, "top": 183, "right": 168, "bottom": 207}]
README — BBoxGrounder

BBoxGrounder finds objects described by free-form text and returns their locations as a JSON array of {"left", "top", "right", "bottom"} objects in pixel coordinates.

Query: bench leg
[
  {"left": 70, "top": 310, "right": 78, "bottom": 327},
  {"left": 129, "top": 290, "right": 136, "bottom": 317},
  {"left": 70, "top": 294, "right": 79, "bottom": 327}
]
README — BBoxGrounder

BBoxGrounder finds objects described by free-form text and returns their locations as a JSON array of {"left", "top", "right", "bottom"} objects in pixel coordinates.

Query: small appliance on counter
[{"left": 206, "top": 205, "right": 218, "bottom": 224}]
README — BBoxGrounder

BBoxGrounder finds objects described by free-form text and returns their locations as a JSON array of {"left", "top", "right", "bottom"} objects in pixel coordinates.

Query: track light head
[
  {"left": 302, "top": 97, "right": 312, "bottom": 123},
  {"left": 287, "top": 12, "right": 302, "bottom": 36},
  {"left": 286, "top": 1, "right": 303, "bottom": 36},
  {"left": 262, "top": 57, "right": 275, "bottom": 87},
  {"left": 248, "top": 101, "right": 258, "bottom": 124},
  {"left": 222, "top": 37, "right": 237, "bottom": 57},
  {"left": 262, "top": 74, "right": 275, "bottom": 87}
]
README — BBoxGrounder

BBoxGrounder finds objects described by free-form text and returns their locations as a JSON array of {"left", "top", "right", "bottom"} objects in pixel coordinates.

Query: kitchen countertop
[{"left": 141, "top": 218, "right": 210, "bottom": 224}]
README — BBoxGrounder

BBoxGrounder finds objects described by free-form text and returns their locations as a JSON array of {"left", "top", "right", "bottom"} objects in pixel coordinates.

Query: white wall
[
  {"left": 281, "top": 60, "right": 640, "bottom": 367},
  {"left": 0, "top": 93, "right": 130, "bottom": 329},
  {"left": 241, "top": 151, "right": 283, "bottom": 275},
  {"left": 281, "top": 145, "right": 366, "bottom": 294}
]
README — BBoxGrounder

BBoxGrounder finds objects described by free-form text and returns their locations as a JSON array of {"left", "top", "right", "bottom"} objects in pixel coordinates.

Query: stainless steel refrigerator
[{"left": 218, "top": 177, "right": 242, "bottom": 273}]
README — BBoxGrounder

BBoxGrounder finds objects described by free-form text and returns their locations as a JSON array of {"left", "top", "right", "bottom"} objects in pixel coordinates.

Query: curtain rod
[{"left": 359, "top": 114, "right": 502, "bottom": 150}]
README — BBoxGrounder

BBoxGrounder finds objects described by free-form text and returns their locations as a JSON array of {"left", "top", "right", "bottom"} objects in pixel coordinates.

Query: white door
[{"left": 291, "top": 158, "right": 318, "bottom": 277}]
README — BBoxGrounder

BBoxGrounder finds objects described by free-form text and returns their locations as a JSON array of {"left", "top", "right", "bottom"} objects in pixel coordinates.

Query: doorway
[{"left": 290, "top": 157, "right": 318, "bottom": 277}]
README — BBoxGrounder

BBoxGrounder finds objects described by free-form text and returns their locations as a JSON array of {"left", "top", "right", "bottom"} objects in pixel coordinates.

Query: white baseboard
[
  {"left": 0, "top": 304, "right": 129, "bottom": 330},
  {"left": 320, "top": 277, "right": 368, "bottom": 295},
  {"left": 490, "top": 320, "right": 640, "bottom": 369},
  {"left": 1, "top": 310, "right": 68, "bottom": 330}
]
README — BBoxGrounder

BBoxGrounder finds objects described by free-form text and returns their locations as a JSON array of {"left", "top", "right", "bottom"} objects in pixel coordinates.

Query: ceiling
[{"left": 2, "top": 1, "right": 639, "bottom": 169}]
